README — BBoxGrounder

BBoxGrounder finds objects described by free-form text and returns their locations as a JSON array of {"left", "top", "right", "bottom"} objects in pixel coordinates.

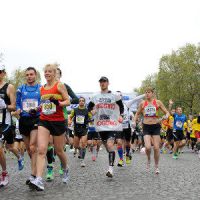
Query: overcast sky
[{"left": 0, "top": 0, "right": 200, "bottom": 93}]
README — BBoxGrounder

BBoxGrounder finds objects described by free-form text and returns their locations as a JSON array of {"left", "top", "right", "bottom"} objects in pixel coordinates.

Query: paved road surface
[{"left": 1, "top": 148, "right": 200, "bottom": 200}]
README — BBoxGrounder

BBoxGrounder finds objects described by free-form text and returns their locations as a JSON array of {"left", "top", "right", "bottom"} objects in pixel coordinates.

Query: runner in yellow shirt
[{"left": 192, "top": 114, "right": 200, "bottom": 157}]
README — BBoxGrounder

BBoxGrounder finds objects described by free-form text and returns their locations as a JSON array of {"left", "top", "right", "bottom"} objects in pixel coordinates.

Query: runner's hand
[
  {"left": 169, "top": 99, "right": 174, "bottom": 105},
  {"left": 68, "top": 117, "right": 72, "bottom": 126},
  {"left": 118, "top": 116, "right": 123, "bottom": 123},
  {"left": 49, "top": 98, "right": 60, "bottom": 106},
  {"left": 91, "top": 110, "right": 96, "bottom": 115},
  {"left": 29, "top": 109, "right": 37, "bottom": 116}
]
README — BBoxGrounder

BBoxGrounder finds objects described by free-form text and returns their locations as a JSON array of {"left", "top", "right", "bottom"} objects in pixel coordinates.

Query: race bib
[
  {"left": 176, "top": 121, "right": 183, "bottom": 128},
  {"left": 144, "top": 106, "right": 156, "bottom": 117},
  {"left": 76, "top": 115, "right": 85, "bottom": 124},
  {"left": 122, "top": 115, "right": 129, "bottom": 129},
  {"left": 42, "top": 101, "right": 56, "bottom": 115},
  {"left": 23, "top": 99, "right": 38, "bottom": 112}
]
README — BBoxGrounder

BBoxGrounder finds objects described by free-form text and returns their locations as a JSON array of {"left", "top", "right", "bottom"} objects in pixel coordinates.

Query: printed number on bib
[
  {"left": 76, "top": 115, "right": 85, "bottom": 124},
  {"left": 176, "top": 121, "right": 183, "bottom": 128},
  {"left": 42, "top": 101, "right": 56, "bottom": 115},
  {"left": 23, "top": 99, "right": 38, "bottom": 112},
  {"left": 144, "top": 106, "right": 156, "bottom": 117}
]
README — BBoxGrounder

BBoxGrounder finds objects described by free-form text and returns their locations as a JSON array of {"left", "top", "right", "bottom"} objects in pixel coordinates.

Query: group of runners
[{"left": 0, "top": 63, "right": 200, "bottom": 192}]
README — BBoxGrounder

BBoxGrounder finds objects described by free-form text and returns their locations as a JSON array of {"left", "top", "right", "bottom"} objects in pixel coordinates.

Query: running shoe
[
  {"left": 81, "top": 160, "right": 86, "bottom": 167},
  {"left": 126, "top": 156, "right": 131, "bottom": 165},
  {"left": 18, "top": 158, "right": 24, "bottom": 171},
  {"left": 146, "top": 162, "right": 150, "bottom": 172},
  {"left": 173, "top": 154, "right": 178, "bottom": 159},
  {"left": 117, "top": 159, "right": 124, "bottom": 167},
  {"left": 26, "top": 175, "right": 36, "bottom": 185},
  {"left": 62, "top": 169, "right": 70, "bottom": 184},
  {"left": 0, "top": 171, "right": 9, "bottom": 187},
  {"left": 155, "top": 168, "right": 160, "bottom": 174},
  {"left": 46, "top": 166, "right": 54, "bottom": 181},
  {"left": 59, "top": 163, "right": 64, "bottom": 176},
  {"left": 106, "top": 166, "right": 113, "bottom": 178},
  {"left": 69, "top": 148, "right": 75, "bottom": 153},
  {"left": 92, "top": 155, "right": 96, "bottom": 161},
  {"left": 30, "top": 177, "right": 44, "bottom": 191}
]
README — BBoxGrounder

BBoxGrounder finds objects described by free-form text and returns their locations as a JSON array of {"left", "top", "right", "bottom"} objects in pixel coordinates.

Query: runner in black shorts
[
  {"left": 169, "top": 100, "right": 187, "bottom": 160},
  {"left": 133, "top": 87, "right": 170, "bottom": 174},
  {"left": 30, "top": 64, "right": 70, "bottom": 191},
  {"left": 88, "top": 76, "right": 124, "bottom": 178},
  {"left": 0, "top": 65, "right": 22, "bottom": 187},
  {"left": 16, "top": 67, "right": 41, "bottom": 185},
  {"left": 69, "top": 97, "right": 92, "bottom": 167}
]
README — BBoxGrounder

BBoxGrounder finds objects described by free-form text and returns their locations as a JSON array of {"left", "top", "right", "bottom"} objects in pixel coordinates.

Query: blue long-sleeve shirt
[{"left": 16, "top": 84, "right": 41, "bottom": 117}]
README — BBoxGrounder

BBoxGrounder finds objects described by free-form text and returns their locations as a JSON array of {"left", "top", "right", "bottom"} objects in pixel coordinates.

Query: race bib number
[
  {"left": 42, "top": 101, "right": 56, "bottom": 115},
  {"left": 176, "top": 121, "right": 183, "bottom": 128},
  {"left": 144, "top": 106, "right": 156, "bottom": 117},
  {"left": 76, "top": 115, "right": 85, "bottom": 124},
  {"left": 23, "top": 99, "right": 38, "bottom": 112}
]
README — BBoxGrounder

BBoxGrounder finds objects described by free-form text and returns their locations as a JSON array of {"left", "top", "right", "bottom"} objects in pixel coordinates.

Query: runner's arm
[
  {"left": 16, "top": 86, "right": 22, "bottom": 113},
  {"left": 116, "top": 99, "right": 124, "bottom": 115},
  {"left": 7, "top": 84, "right": 16, "bottom": 111},
  {"left": 68, "top": 109, "right": 74, "bottom": 125},
  {"left": 58, "top": 83, "right": 70, "bottom": 107},
  {"left": 64, "top": 83, "right": 79, "bottom": 104},
  {"left": 133, "top": 101, "right": 143, "bottom": 123},
  {"left": 88, "top": 101, "right": 95, "bottom": 112}
]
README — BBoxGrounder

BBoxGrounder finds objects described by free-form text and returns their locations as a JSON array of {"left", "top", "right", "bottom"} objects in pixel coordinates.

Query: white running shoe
[
  {"left": 30, "top": 177, "right": 44, "bottom": 191},
  {"left": 155, "top": 168, "right": 160, "bottom": 175},
  {"left": 69, "top": 148, "right": 75, "bottom": 153},
  {"left": 62, "top": 169, "right": 70, "bottom": 184},
  {"left": 81, "top": 160, "right": 86, "bottom": 167},
  {"left": 106, "top": 166, "right": 113, "bottom": 178},
  {"left": 0, "top": 171, "right": 9, "bottom": 187}
]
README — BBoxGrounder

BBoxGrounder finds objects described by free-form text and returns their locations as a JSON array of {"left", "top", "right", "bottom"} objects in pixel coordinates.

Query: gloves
[
  {"left": 0, "top": 98, "right": 6, "bottom": 109},
  {"left": 49, "top": 98, "right": 60, "bottom": 106},
  {"left": 29, "top": 109, "right": 37, "bottom": 116}
]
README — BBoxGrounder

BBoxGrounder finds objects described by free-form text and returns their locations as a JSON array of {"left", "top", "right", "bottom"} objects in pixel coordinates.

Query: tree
[
  {"left": 135, "top": 43, "right": 200, "bottom": 115},
  {"left": 8, "top": 67, "right": 41, "bottom": 89},
  {"left": 134, "top": 73, "right": 158, "bottom": 95}
]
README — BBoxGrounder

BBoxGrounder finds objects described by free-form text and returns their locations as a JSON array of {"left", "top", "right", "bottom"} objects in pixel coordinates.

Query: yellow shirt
[
  {"left": 187, "top": 120, "right": 193, "bottom": 133},
  {"left": 168, "top": 116, "right": 174, "bottom": 129},
  {"left": 191, "top": 118, "right": 200, "bottom": 138},
  {"left": 183, "top": 122, "right": 188, "bottom": 136}
]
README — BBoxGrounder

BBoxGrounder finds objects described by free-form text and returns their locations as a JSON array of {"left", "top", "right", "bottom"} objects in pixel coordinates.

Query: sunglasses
[{"left": 0, "top": 70, "right": 5, "bottom": 74}]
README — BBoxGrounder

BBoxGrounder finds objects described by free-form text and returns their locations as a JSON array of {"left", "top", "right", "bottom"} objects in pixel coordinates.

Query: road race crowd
[{"left": 0, "top": 63, "right": 199, "bottom": 191}]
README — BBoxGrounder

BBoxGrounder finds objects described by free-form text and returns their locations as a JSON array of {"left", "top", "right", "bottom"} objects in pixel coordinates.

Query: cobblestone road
[{"left": 1, "top": 148, "right": 200, "bottom": 200}]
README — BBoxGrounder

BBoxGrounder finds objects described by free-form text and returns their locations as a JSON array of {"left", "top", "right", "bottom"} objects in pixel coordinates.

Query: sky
[{"left": 0, "top": 0, "right": 200, "bottom": 93}]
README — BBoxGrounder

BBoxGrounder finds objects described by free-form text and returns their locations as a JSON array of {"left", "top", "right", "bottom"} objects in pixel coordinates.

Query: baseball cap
[
  {"left": 0, "top": 65, "right": 5, "bottom": 71},
  {"left": 99, "top": 76, "right": 109, "bottom": 82}
]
